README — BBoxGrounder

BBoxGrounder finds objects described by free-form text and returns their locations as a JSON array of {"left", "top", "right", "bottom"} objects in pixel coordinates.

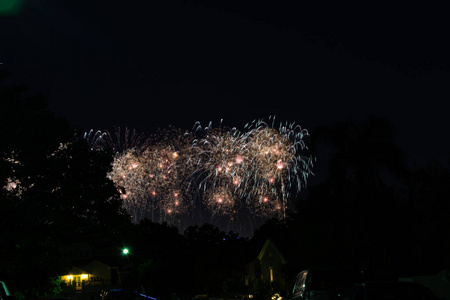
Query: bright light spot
[
  {"left": 276, "top": 160, "right": 284, "bottom": 169},
  {"left": 122, "top": 248, "right": 129, "bottom": 255},
  {"left": 81, "top": 274, "right": 88, "bottom": 280},
  {"left": 235, "top": 155, "right": 243, "bottom": 164}
]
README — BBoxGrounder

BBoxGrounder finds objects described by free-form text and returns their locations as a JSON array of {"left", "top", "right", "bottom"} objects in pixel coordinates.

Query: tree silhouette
[
  {"left": 292, "top": 116, "right": 409, "bottom": 277},
  {"left": 0, "top": 73, "right": 130, "bottom": 297},
  {"left": 399, "top": 163, "right": 450, "bottom": 274}
]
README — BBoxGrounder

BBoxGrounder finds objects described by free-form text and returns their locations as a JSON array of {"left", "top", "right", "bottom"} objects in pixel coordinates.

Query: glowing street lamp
[{"left": 122, "top": 248, "right": 130, "bottom": 255}]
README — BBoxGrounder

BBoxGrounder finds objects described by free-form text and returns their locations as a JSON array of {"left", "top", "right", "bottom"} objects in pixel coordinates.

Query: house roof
[
  {"left": 66, "top": 265, "right": 88, "bottom": 275},
  {"left": 257, "top": 238, "right": 287, "bottom": 264}
]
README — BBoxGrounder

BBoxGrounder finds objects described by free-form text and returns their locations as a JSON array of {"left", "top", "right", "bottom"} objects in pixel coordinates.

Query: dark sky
[{"left": 1, "top": 1, "right": 450, "bottom": 171}]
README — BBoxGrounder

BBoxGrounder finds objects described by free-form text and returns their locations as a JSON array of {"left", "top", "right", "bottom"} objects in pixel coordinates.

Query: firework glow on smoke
[{"left": 86, "top": 118, "right": 314, "bottom": 224}]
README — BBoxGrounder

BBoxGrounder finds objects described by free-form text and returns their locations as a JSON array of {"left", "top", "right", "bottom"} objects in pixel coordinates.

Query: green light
[
  {"left": 0, "top": 0, "right": 25, "bottom": 16},
  {"left": 122, "top": 248, "right": 129, "bottom": 255}
]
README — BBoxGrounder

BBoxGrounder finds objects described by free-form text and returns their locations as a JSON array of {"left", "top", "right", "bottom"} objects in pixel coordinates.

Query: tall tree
[
  {"left": 294, "top": 116, "right": 409, "bottom": 275},
  {"left": 0, "top": 73, "right": 130, "bottom": 297}
]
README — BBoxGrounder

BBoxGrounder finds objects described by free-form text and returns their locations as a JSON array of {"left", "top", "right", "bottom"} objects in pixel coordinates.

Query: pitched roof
[{"left": 257, "top": 238, "right": 287, "bottom": 264}]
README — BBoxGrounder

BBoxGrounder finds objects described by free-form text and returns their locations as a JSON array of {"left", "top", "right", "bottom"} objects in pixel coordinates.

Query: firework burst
[
  {"left": 85, "top": 118, "right": 314, "bottom": 225},
  {"left": 189, "top": 117, "right": 313, "bottom": 218}
]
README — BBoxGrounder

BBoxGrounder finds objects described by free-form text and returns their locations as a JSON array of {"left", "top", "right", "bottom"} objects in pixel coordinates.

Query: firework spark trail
[
  {"left": 85, "top": 127, "right": 155, "bottom": 222},
  {"left": 188, "top": 118, "right": 313, "bottom": 219},
  {"left": 83, "top": 129, "right": 108, "bottom": 151},
  {"left": 84, "top": 118, "right": 314, "bottom": 224},
  {"left": 241, "top": 119, "right": 313, "bottom": 218},
  {"left": 141, "top": 144, "right": 188, "bottom": 221},
  {"left": 108, "top": 148, "right": 148, "bottom": 221}
]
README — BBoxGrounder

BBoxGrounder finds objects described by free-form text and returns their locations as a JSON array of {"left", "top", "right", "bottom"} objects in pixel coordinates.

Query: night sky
[{"left": 1, "top": 1, "right": 450, "bottom": 172}]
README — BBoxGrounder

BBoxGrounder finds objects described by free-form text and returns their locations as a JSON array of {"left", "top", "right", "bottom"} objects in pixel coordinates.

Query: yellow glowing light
[
  {"left": 173, "top": 152, "right": 178, "bottom": 158},
  {"left": 67, "top": 275, "right": 73, "bottom": 280},
  {"left": 81, "top": 274, "right": 88, "bottom": 280}
]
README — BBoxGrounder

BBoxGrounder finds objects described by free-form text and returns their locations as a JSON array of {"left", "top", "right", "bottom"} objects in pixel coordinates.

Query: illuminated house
[
  {"left": 58, "top": 243, "right": 122, "bottom": 294},
  {"left": 60, "top": 259, "right": 121, "bottom": 293},
  {"left": 60, "top": 266, "right": 90, "bottom": 291},
  {"left": 246, "top": 239, "right": 288, "bottom": 290}
]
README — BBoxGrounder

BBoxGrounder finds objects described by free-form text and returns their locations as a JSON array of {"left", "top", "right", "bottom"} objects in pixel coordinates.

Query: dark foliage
[{"left": 0, "top": 73, "right": 131, "bottom": 297}]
